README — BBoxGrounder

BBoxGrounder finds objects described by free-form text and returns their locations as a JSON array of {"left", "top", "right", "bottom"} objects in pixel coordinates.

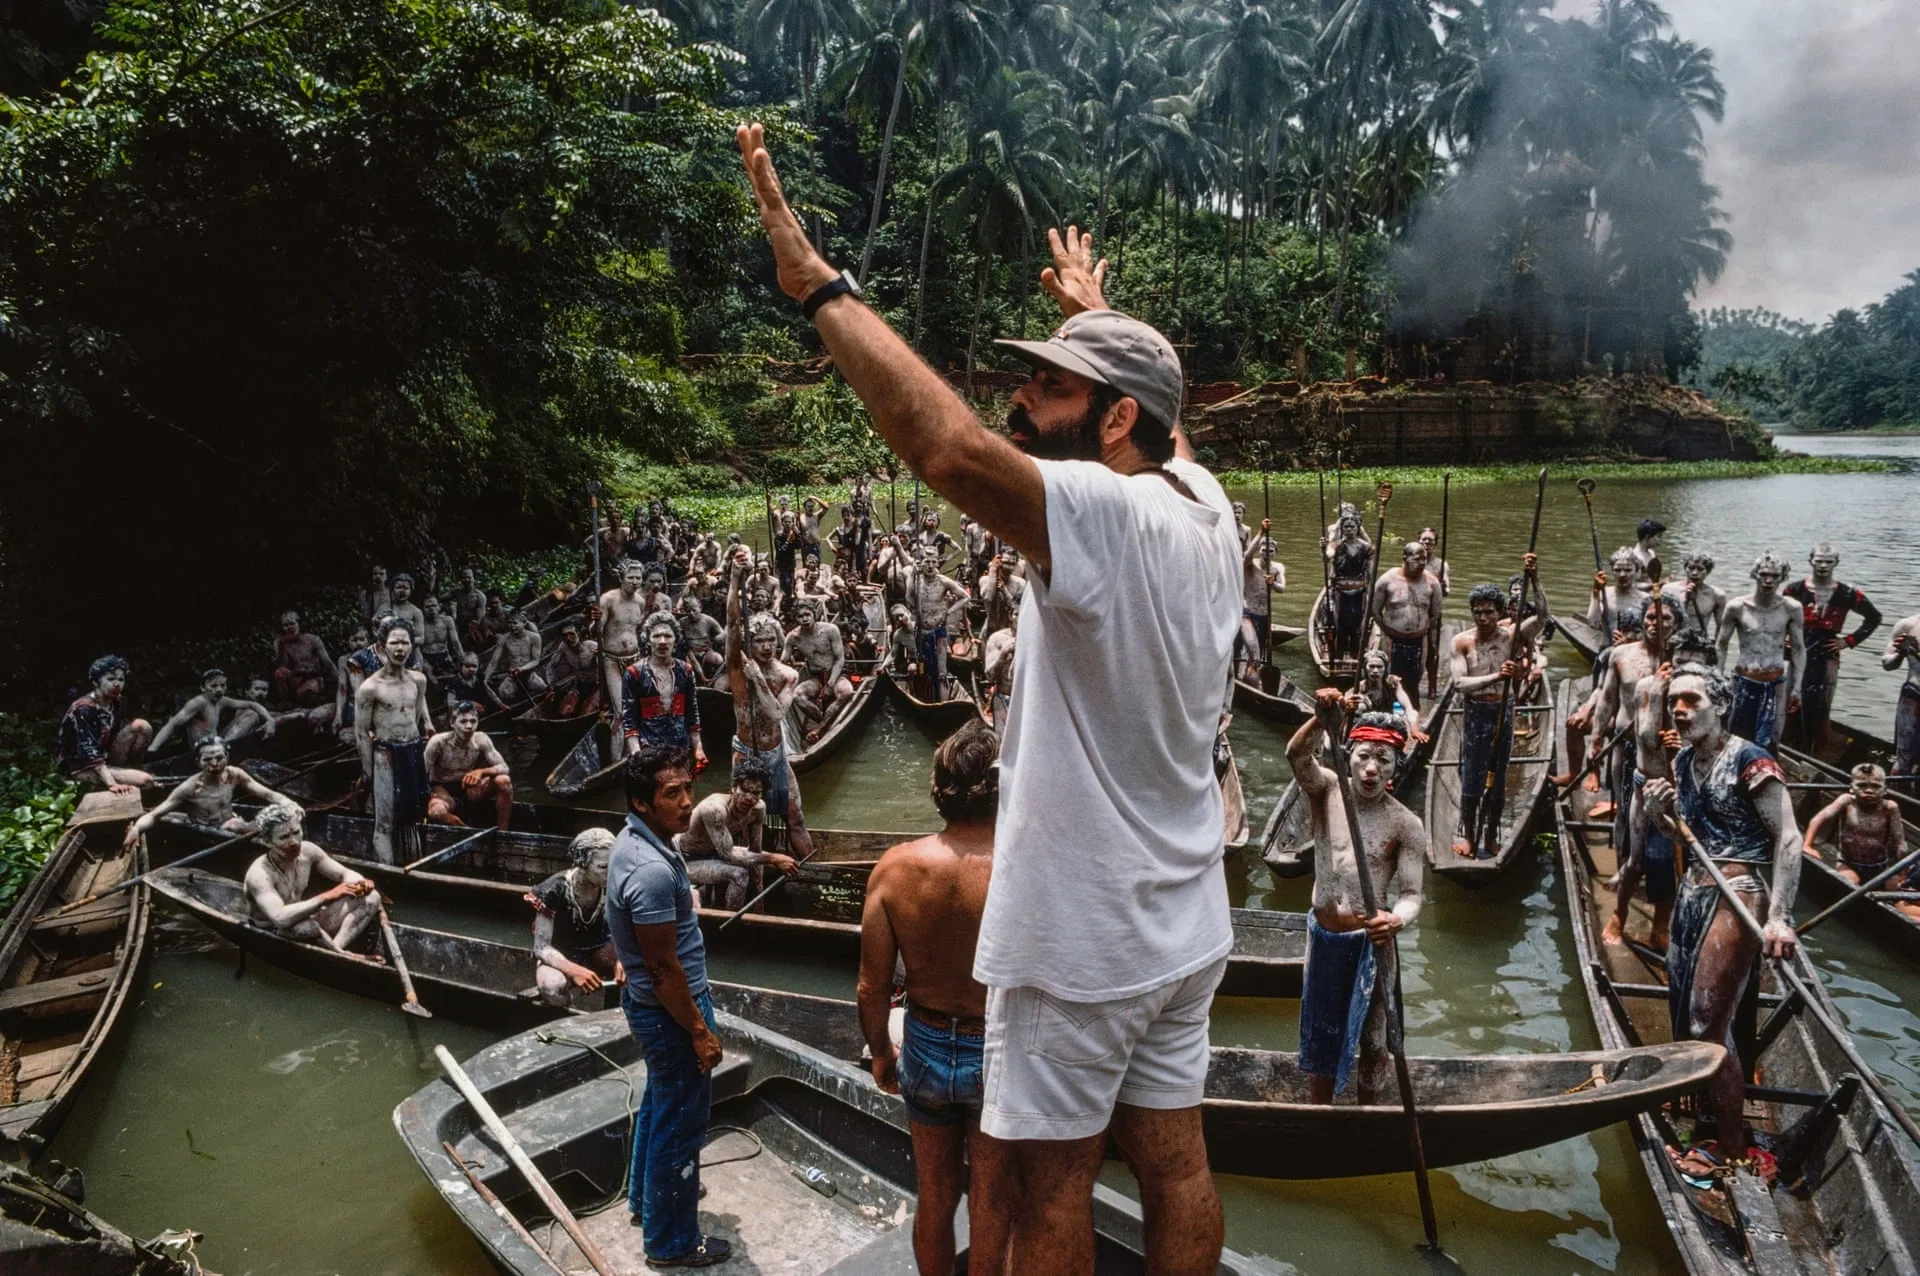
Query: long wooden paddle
[
  {"left": 1355, "top": 480, "right": 1393, "bottom": 675},
  {"left": 378, "top": 903, "right": 433, "bottom": 1018},
  {"left": 1576, "top": 477, "right": 1611, "bottom": 642},
  {"left": 401, "top": 825, "right": 496, "bottom": 875},
  {"left": 1262, "top": 460, "right": 1274, "bottom": 671},
  {"left": 587, "top": 479, "right": 603, "bottom": 592},
  {"left": 1323, "top": 707, "right": 1444, "bottom": 1252},
  {"left": 1476, "top": 470, "right": 1547, "bottom": 855},
  {"left": 1662, "top": 814, "right": 1920, "bottom": 1152},
  {"left": 1795, "top": 844, "right": 1920, "bottom": 937},
  {"left": 1317, "top": 452, "right": 1334, "bottom": 647},
  {"left": 714, "top": 845, "right": 815, "bottom": 933},
  {"left": 50, "top": 827, "right": 256, "bottom": 918},
  {"left": 435, "top": 1045, "right": 617, "bottom": 1276},
  {"left": 1428, "top": 472, "right": 1450, "bottom": 699},
  {"left": 442, "top": 1141, "right": 569, "bottom": 1276}
]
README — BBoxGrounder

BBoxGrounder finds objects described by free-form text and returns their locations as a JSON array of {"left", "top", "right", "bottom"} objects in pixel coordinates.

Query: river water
[{"left": 47, "top": 435, "right": 1920, "bottom": 1274}]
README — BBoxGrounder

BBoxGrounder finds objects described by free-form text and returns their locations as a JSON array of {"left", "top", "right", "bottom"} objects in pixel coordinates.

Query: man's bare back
[{"left": 865, "top": 822, "right": 994, "bottom": 1019}]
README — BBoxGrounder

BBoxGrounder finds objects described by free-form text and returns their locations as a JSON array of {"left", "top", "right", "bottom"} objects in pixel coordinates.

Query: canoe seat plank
[
  {"left": 0, "top": 969, "right": 115, "bottom": 1016},
  {"left": 1724, "top": 1169, "right": 1796, "bottom": 1272},
  {"left": 31, "top": 897, "right": 132, "bottom": 934},
  {"left": 14, "top": 1044, "right": 82, "bottom": 1086}
]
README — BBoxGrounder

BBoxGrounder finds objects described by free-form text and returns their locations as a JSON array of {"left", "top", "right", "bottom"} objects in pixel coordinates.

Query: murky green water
[{"left": 47, "top": 435, "right": 1920, "bottom": 1274}]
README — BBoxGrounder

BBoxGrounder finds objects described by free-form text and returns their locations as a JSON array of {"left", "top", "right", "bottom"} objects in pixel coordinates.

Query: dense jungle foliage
[{"left": 3, "top": 0, "right": 1734, "bottom": 699}]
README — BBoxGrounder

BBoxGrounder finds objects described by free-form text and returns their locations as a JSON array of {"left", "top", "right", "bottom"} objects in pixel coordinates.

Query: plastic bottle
[{"left": 793, "top": 1165, "right": 838, "bottom": 1197}]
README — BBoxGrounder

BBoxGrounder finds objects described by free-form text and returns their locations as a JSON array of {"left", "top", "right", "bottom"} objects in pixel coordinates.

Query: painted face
[
  {"left": 795, "top": 603, "right": 817, "bottom": 626},
  {"left": 462, "top": 569, "right": 475, "bottom": 588},
  {"left": 581, "top": 841, "right": 612, "bottom": 887},
  {"left": 646, "top": 573, "right": 665, "bottom": 592},
  {"left": 649, "top": 625, "right": 676, "bottom": 659},
  {"left": 1231, "top": 502, "right": 1246, "bottom": 521},
  {"left": 1753, "top": 565, "right": 1784, "bottom": 592},
  {"left": 383, "top": 627, "right": 413, "bottom": 665},
  {"left": 622, "top": 564, "right": 646, "bottom": 593},
  {"left": 199, "top": 741, "right": 229, "bottom": 774},
  {"left": 454, "top": 710, "right": 480, "bottom": 737},
  {"left": 1667, "top": 674, "right": 1719, "bottom": 743},
  {"left": 426, "top": 597, "right": 443, "bottom": 620},
  {"left": 731, "top": 778, "right": 765, "bottom": 816},
  {"left": 1340, "top": 515, "right": 1361, "bottom": 538},
  {"left": 1686, "top": 560, "right": 1711, "bottom": 583},
  {"left": 917, "top": 550, "right": 937, "bottom": 576},
  {"left": 1643, "top": 602, "right": 1674, "bottom": 647},
  {"left": 1419, "top": 531, "right": 1436, "bottom": 550},
  {"left": 1854, "top": 774, "right": 1887, "bottom": 801},
  {"left": 282, "top": 617, "right": 300, "bottom": 637},
  {"left": 264, "top": 814, "right": 304, "bottom": 852},
  {"left": 248, "top": 679, "right": 270, "bottom": 702},
  {"left": 1350, "top": 741, "right": 1397, "bottom": 798},
  {"left": 460, "top": 656, "right": 479, "bottom": 679},
  {"left": 1471, "top": 600, "right": 1502, "bottom": 631},
  {"left": 204, "top": 676, "right": 229, "bottom": 701},
  {"left": 1402, "top": 544, "right": 1423, "bottom": 570},
  {"left": 1612, "top": 558, "right": 1636, "bottom": 586},
  {"left": 349, "top": 628, "right": 369, "bottom": 649},
  {"left": 751, "top": 628, "right": 778, "bottom": 662},
  {"left": 1810, "top": 551, "right": 1839, "bottom": 575},
  {"left": 393, "top": 579, "right": 411, "bottom": 602},
  {"left": 97, "top": 668, "right": 127, "bottom": 700}
]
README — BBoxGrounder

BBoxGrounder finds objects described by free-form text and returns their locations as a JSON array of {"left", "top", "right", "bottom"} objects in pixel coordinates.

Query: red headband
[{"left": 1349, "top": 725, "right": 1407, "bottom": 749}]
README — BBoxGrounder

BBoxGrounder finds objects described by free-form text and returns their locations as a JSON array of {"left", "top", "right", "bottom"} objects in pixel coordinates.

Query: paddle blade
[{"left": 402, "top": 999, "right": 434, "bottom": 1019}]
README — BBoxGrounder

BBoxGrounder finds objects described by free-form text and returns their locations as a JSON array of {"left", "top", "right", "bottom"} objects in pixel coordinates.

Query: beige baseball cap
[{"left": 996, "top": 309, "right": 1184, "bottom": 434}]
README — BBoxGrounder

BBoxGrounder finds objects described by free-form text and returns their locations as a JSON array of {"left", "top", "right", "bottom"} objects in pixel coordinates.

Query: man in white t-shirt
[{"left": 738, "top": 122, "right": 1236, "bottom": 1275}]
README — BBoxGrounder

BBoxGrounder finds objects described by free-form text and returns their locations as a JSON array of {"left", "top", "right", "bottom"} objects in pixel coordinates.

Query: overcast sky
[{"left": 1576, "top": 0, "right": 1920, "bottom": 323}]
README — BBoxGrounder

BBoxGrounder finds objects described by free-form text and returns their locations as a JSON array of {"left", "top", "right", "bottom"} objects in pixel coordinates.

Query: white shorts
[{"left": 979, "top": 956, "right": 1226, "bottom": 1142}]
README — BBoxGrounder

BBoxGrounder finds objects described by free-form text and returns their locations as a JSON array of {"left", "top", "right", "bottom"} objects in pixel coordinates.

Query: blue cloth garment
[
  {"left": 1298, "top": 915, "right": 1377, "bottom": 1096},
  {"left": 376, "top": 738, "right": 431, "bottom": 827},
  {"left": 1728, "top": 674, "right": 1782, "bottom": 752},
  {"left": 898, "top": 1010, "right": 985, "bottom": 1128},
  {"left": 1459, "top": 696, "right": 1514, "bottom": 804},
  {"left": 623, "top": 986, "right": 716, "bottom": 1260},
  {"left": 1631, "top": 770, "right": 1677, "bottom": 905}
]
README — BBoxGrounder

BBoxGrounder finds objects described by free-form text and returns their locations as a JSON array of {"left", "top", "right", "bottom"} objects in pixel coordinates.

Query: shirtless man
[
  {"left": 1595, "top": 596, "right": 1679, "bottom": 948},
  {"left": 1449, "top": 561, "right": 1545, "bottom": 858},
  {"left": 858, "top": 720, "right": 1011, "bottom": 1276},
  {"left": 1642, "top": 663, "right": 1801, "bottom": 1168},
  {"left": 1589, "top": 547, "right": 1649, "bottom": 645},
  {"left": 226, "top": 675, "right": 306, "bottom": 743},
  {"left": 416, "top": 594, "right": 465, "bottom": 682},
  {"left": 1288, "top": 695, "right": 1425, "bottom": 1103},
  {"left": 542, "top": 621, "right": 601, "bottom": 717},
  {"left": 1239, "top": 520, "right": 1285, "bottom": 680},
  {"left": 334, "top": 625, "right": 374, "bottom": 744},
  {"left": 622, "top": 612, "right": 705, "bottom": 768},
  {"left": 772, "top": 496, "right": 801, "bottom": 597},
  {"left": 354, "top": 618, "right": 434, "bottom": 864},
  {"left": 915, "top": 509, "right": 957, "bottom": 570},
  {"left": 1883, "top": 611, "right": 1920, "bottom": 793},
  {"left": 1342, "top": 650, "right": 1425, "bottom": 752},
  {"left": 1716, "top": 552, "right": 1804, "bottom": 753},
  {"left": 678, "top": 760, "right": 799, "bottom": 909},
  {"left": 676, "top": 595, "right": 725, "bottom": 683},
  {"left": 388, "top": 573, "right": 426, "bottom": 637},
  {"left": 800, "top": 496, "right": 824, "bottom": 565},
  {"left": 959, "top": 513, "right": 991, "bottom": 586},
  {"left": 56, "top": 658, "right": 153, "bottom": 795},
  {"left": 272, "top": 612, "right": 333, "bottom": 707},
  {"left": 1805, "top": 763, "right": 1905, "bottom": 891},
  {"left": 727, "top": 558, "right": 814, "bottom": 858},
  {"left": 1326, "top": 506, "right": 1372, "bottom": 664},
  {"left": 1662, "top": 552, "right": 1725, "bottom": 660},
  {"left": 357, "top": 565, "right": 390, "bottom": 628},
  {"left": 1417, "top": 527, "right": 1450, "bottom": 597},
  {"left": 150, "top": 669, "right": 276, "bottom": 756},
  {"left": 597, "top": 560, "right": 651, "bottom": 730},
  {"left": 450, "top": 569, "right": 489, "bottom": 648},
  {"left": 1371, "top": 541, "right": 1441, "bottom": 709},
  {"left": 640, "top": 568, "right": 673, "bottom": 621},
  {"left": 474, "top": 595, "right": 511, "bottom": 652},
  {"left": 529, "top": 828, "right": 621, "bottom": 1006},
  {"left": 786, "top": 597, "right": 853, "bottom": 742},
  {"left": 243, "top": 802, "right": 382, "bottom": 954},
  {"left": 485, "top": 609, "right": 547, "bottom": 707},
  {"left": 907, "top": 548, "right": 969, "bottom": 693},
  {"left": 978, "top": 548, "right": 1024, "bottom": 638},
  {"left": 125, "top": 736, "right": 289, "bottom": 848},
  {"left": 441, "top": 650, "right": 493, "bottom": 716},
  {"left": 424, "top": 701, "right": 513, "bottom": 829},
  {"left": 1783, "top": 542, "right": 1881, "bottom": 753},
  {"left": 1630, "top": 518, "right": 1665, "bottom": 587}
]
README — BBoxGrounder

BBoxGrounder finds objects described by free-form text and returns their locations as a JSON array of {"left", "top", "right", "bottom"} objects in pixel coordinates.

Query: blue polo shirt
[{"left": 605, "top": 812, "right": 708, "bottom": 1006}]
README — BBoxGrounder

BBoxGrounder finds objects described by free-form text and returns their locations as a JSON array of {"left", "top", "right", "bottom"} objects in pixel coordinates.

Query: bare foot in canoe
[
  {"left": 1600, "top": 916, "right": 1626, "bottom": 946},
  {"left": 1582, "top": 772, "right": 1602, "bottom": 794},
  {"left": 1452, "top": 837, "right": 1475, "bottom": 858},
  {"left": 1550, "top": 772, "right": 1573, "bottom": 788},
  {"left": 1649, "top": 924, "right": 1670, "bottom": 949},
  {"left": 1589, "top": 801, "right": 1616, "bottom": 820}
]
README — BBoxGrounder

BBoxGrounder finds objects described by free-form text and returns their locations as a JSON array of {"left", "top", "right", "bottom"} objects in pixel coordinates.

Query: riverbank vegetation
[
  {"left": 3, "top": 0, "right": 1736, "bottom": 698},
  {"left": 0, "top": 719, "right": 76, "bottom": 917},
  {"left": 1689, "top": 272, "right": 1920, "bottom": 431}
]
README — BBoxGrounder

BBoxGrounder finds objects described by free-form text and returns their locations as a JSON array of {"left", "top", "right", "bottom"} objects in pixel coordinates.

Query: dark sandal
[{"left": 648, "top": 1236, "right": 731, "bottom": 1268}]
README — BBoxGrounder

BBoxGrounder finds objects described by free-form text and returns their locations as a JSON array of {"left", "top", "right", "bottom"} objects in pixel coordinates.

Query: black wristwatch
[{"left": 802, "top": 268, "right": 863, "bottom": 320}]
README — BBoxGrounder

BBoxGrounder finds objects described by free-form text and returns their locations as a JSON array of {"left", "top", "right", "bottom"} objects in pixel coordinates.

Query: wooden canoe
[
  {"left": 1551, "top": 677, "right": 1920, "bottom": 1275},
  {"left": 884, "top": 669, "right": 981, "bottom": 732},
  {"left": 542, "top": 718, "right": 624, "bottom": 799},
  {"left": 147, "top": 814, "right": 1307, "bottom": 998},
  {"left": 1556, "top": 612, "right": 1606, "bottom": 664},
  {"left": 1220, "top": 738, "right": 1250, "bottom": 851},
  {"left": 1230, "top": 664, "right": 1314, "bottom": 726},
  {"left": 0, "top": 1158, "right": 205, "bottom": 1272},
  {"left": 0, "top": 792, "right": 150, "bottom": 1152},
  {"left": 144, "top": 866, "right": 599, "bottom": 1033},
  {"left": 1424, "top": 672, "right": 1555, "bottom": 886},
  {"left": 781, "top": 663, "right": 884, "bottom": 774},
  {"left": 394, "top": 992, "right": 1277, "bottom": 1276},
  {"left": 1307, "top": 585, "right": 1358, "bottom": 683},
  {"left": 509, "top": 696, "right": 597, "bottom": 743},
  {"left": 1777, "top": 743, "right": 1920, "bottom": 961}
]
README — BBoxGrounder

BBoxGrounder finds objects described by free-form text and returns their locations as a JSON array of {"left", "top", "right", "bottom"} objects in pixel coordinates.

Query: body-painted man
[
  {"left": 387, "top": 573, "right": 425, "bottom": 638},
  {"left": 450, "top": 569, "right": 489, "bottom": 650},
  {"left": 1447, "top": 560, "right": 1545, "bottom": 858},
  {"left": 1238, "top": 519, "right": 1285, "bottom": 680},
  {"left": 272, "top": 612, "right": 333, "bottom": 707},
  {"left": 1661, "top": 552, "right": 1725, "bottom": 661},
  {"left": 907, "top": 547, "right": 970, "bottom": 693},
  {"left": 786, "top": 598, "right": 853, "bottom": 743},
  {"left": 541, "top": 620, "right": 601, "bottom": 717},
  {"left": 484, "top": 610, "right": 546, "bottom": 707},
  {"left": 1588, "top": 547, "right": 1649, "bottom": 646},
  {"left": 1783, "top": 542, "right": 1881, "bottom": 753},
  {"left": 1716, "top": 552, "right": 1804, "bottom": 753},
  {"left": 1417, "top": 527, "right": 1450, "bottom": 597},
  {"left": 597, "top": 560, "right": 651, "bottom": 733},
  {"left": 726, "top": 558, "right": 813, "bottom": 858},
  {"left": 1642, "top": 663, "right": 1801, "bottom": 1168},
  {"left": 1596, "top": 597, "right": 1678, "bottom": 949},
  {"left": 58, "top": 658, "right": 151, "bottom": 794},
  {"left": 528, "top": 828, "right": 620, "bottom": 1007},
  {"left": 125, "top": 736, "right": 289, "bottom": 847},
  {"left": 354, "top": 618, "right": 434, "bottom": 864},
  {"left": 1326, "top": 506, "right": 1372, "bottom": 664},
  {"left": 150, "top": 668, "right": 277, "bottom": 756},
  {"left": 677, "top": 759, "right": 798, "bottom": 910},
  {"left": 1883, "top": 610, "right": 1920, "bottom": 794},
  {"left": 424, "top": 701, "right": 513, "bottom": 829},
  {"left": 1288, "top": 694, "right": 1424, "bottom": 1102},
  {"left": 1630, "top": 518, "right": 1665, "bottom": 588},
  {"left": 416, "top": 594, "right": 465, "bottom": 683},
  {"left": 622, "top": 612, "right": 705, "bottom": 770},
  {"left": 1370, "top": 541, "right": 1441, "bottom": 710},
  {"left": 244, "top": 802, "right": 382, "bottom": 954},
  {"left": 1804, "top": 763, "right": 1905, "bottom": 893},
  {"left": 356, "top": 565, "right": 390, "bottom": 629}
]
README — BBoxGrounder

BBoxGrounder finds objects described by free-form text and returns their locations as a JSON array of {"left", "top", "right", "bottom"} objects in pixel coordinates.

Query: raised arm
[
  {"left": 125, "top": 777, "right": 194, "bottom": 847},
  {"left": 1286, "top": 694, "right": 1339, "bottom": 800},
  {"left": 1885, "top": 620, "right": 1918, "bottom": 671},
  {"left": 738, "top": 125, "right": 1049, "bottom": 569}
]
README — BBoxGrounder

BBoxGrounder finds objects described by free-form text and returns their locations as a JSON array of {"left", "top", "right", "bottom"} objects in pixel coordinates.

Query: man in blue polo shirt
[{"left": 605, "top": 743, "right": 729, "bottom": 1268}]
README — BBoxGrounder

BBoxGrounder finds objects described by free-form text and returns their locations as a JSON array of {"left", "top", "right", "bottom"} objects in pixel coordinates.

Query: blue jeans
[
  {"left": 623, "top": 986, "right": 717, "bottom": 1259},
  {"left": 898, "top": 1010, "right": 984, "bottom": 1127}
]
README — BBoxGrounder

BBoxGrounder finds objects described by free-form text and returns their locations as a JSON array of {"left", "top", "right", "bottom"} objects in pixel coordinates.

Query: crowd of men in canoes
[{"left": 46, "top": 132, "right": 1920, "bottom": 1268}]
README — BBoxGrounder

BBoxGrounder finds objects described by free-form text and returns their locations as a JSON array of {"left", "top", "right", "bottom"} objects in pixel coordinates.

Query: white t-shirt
[{"left": 973, "top": 457, "right": 1240, "bottom": 1001}]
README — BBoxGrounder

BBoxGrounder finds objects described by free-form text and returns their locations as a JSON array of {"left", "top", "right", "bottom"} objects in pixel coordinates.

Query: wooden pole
[
  {"left": 380, "top": 905, "right": 433, "bottom": 1018},
  {"left": 715, "top": 851, "right": 814, "bottom": 932},
  {"left": 1796, "top": 845, "right": 1920, "bottom": 937},
  {"left": 1354, "top": 481, "right": 1393, "bottom": 678},
  {"left": 1429, "top": 472, "right": 1450, "bottom": 698},
  {"left": 434, "top": 1045, "right": 618, "bottom": 1276},
  {"left": 1261, "top": 462, "right": 1273, "bottom": 670},
  {"left": 587, "top": 481, "right": 603, "bottom": 593},
  {"left": 1577, "top": 478, "right": 1611, "bottom": 642},
  {"left": 402, "top": 825, "right": 495, "bottom": 875},
  {"left": 1321, "top": 706, "right": 1445, "bottom": 1251}
]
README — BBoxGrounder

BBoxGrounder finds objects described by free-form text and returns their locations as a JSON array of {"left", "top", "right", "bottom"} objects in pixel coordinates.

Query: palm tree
[{"left": 744, "top": 0, "right": 868, "bottom": 246}]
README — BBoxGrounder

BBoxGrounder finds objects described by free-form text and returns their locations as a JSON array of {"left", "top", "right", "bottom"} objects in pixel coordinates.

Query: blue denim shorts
[{"left": 898, "top": 1009, "right": 984, "bottom": 1128}]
